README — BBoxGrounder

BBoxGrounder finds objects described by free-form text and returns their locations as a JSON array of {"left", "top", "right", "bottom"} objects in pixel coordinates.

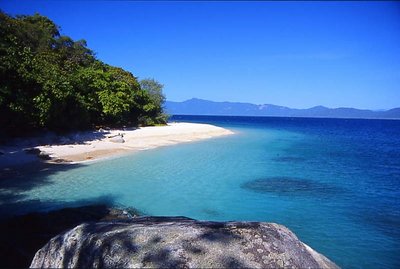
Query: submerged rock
[
  {"left": 242, "top": 177, "right": 341, "bottom": 198},
  {"left": 30, "top": 216, "right": 338, "bottom": 268}
]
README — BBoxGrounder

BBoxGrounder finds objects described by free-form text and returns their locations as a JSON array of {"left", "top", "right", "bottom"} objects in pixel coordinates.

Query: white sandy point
[{"left": 37, "top": 122, "right": 234, "bottom": 163}]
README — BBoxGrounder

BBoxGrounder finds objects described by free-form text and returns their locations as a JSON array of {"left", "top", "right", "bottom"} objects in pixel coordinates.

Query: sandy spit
[{"left": 35, "top": 122, "right": 234, "bottom": 163}]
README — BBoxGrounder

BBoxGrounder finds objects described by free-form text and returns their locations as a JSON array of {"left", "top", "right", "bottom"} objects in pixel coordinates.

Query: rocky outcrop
[
  {"left": 31, "top": 216, "right": 338, "bottom": 268},
  {"left": 0, "top": 205, "right": 142, "bottom": 268}
]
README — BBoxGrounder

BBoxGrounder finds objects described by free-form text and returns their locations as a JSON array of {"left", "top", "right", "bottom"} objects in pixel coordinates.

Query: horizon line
[{"left": 165, "top": 98, "right": 399, "bottom": 111}]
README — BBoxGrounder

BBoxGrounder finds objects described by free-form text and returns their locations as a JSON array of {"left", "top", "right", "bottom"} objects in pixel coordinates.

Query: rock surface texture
[{"left": 30, "top": 217, "right": 338, "bottom": 268}]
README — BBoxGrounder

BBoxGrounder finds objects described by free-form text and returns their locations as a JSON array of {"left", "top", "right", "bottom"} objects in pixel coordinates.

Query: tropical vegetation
[{"left": 0, "top": 11, "right": 168, "bottom": 137}]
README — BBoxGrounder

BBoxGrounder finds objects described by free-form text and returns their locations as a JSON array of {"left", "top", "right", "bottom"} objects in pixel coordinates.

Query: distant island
[{"left": 166, "top": 98, "right": 400, "bottom": 119}]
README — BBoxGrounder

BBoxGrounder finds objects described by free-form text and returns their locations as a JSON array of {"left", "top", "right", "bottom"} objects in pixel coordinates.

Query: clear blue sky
[{"left": 1, "top": 1, "right": 400, "bottom": 109}]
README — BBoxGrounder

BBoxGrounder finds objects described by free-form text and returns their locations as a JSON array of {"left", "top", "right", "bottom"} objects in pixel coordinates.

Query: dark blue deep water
[
  {"left": 2, "top": 115, "right": 400, "bottom": 268},
  {"left": 170, "top": 115, "right": 400, "bottom": 268}
]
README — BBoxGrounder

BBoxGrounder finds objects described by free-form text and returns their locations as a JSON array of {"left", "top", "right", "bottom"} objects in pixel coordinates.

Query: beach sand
[{"left": 25, "top": 122, "right": 234, "bottom": 164}]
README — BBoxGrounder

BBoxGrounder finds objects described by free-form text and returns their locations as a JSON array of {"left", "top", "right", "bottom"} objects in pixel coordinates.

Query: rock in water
[{"left": 30, "top": 217, "right": 338, "bottom": 268}]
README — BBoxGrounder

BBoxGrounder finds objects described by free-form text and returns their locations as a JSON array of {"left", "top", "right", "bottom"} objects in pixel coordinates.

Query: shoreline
[{"left": 0, "top": 122, "right": 234, "bottom": 169}]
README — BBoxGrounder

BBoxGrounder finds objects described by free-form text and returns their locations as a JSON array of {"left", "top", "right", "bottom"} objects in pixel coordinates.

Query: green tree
[
  {"left": 0, "top": 11, "right": 167, "bottom": 137},
  {"left": 139, "top": 78, "right": 168, "bottom": 125}
]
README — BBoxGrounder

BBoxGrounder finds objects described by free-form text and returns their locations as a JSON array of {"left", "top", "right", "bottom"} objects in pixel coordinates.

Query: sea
[{"left": 1, "top": 115, "right": 400, "bottom": 268}]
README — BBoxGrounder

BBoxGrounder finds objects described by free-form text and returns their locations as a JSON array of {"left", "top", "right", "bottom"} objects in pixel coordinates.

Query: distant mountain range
[{"left": 165, "top": 98, "right": 400, "bottom": 119}]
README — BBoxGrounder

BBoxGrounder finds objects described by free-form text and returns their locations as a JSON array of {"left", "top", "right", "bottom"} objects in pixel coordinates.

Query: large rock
[
  {"left": 30, "top": 217, "right": 338, "bottom": 268},
  {"left": 109, "top": 135, "right": 125, "bottom": 143}
]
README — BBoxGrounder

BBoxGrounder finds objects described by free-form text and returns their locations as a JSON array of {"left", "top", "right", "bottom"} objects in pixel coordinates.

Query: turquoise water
[{"left": 1, "top": 116, "right": 400, "bottom": 268}]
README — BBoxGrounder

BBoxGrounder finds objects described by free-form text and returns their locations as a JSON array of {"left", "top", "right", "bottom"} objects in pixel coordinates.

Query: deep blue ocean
[{"left": 1, "top": 115, "right": 400, "bottom": 268}]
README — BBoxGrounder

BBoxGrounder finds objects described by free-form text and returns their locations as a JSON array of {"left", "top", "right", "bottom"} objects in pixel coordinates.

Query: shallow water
[{"left": 1, "top": 116, "right": 400, "bottom": 268}]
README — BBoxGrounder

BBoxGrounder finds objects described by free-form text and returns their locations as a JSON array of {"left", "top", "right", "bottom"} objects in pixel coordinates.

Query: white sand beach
[
  {"left": 0, "top": 123, "right": 233, "bottom": 169},
  {"left": 28, "top": 122, "right": 233, "bottom": 164}
]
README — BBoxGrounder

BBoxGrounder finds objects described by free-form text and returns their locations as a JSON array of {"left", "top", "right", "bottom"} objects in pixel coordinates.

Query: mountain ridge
[{"left": 165, "top": 98, "right": 400, "bottom": 119}]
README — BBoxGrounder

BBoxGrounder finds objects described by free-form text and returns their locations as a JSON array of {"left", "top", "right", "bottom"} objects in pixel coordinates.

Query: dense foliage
[
  {"left": 0, "top": 11, "right": 167, "bottom": 136},
  {"left": 139, "top": 78, "right": 168, "bottom": 125}
]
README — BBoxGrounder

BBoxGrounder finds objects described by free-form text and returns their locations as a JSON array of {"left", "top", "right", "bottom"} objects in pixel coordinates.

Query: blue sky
[{"left": 1, "top": 1, "right": 400, "bottom": 109}]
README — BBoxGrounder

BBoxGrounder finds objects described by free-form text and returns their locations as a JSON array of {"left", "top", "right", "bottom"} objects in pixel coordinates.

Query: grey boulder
[
  {"left": 109, "top": 135, "right": 125, "bottom": 143},
  {"left": 30, "top": 216, "right": 338, "bottom": 268}
]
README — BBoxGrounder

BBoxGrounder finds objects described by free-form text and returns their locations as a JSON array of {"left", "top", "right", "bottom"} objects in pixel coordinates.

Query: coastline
[{"left": 0, "top": 122, "right": 234, "bottom": 168}]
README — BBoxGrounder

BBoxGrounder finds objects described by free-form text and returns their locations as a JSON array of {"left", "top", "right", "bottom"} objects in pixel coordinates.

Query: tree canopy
[
  {"left": 139, "top": 78, "right": 168, "bottom": 125},
  {"left": 0, "top": 11, "right": 168, "bottom": 137}
]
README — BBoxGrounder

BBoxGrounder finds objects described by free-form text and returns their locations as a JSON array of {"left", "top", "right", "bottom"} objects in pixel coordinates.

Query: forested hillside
[{"left": 0, "top": 11, "right": 167, "bottom": 137}]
